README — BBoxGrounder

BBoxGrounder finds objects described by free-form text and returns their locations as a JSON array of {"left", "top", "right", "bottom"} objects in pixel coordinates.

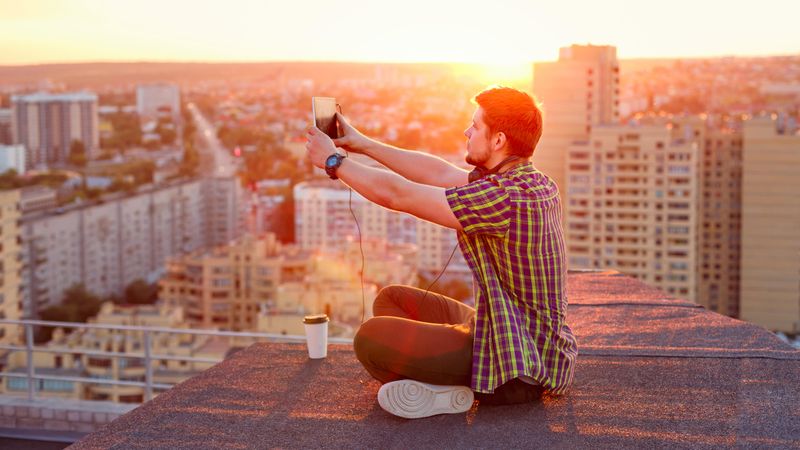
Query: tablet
[{"left": 312, "top": 97, "right": 341, "bottom": 139}]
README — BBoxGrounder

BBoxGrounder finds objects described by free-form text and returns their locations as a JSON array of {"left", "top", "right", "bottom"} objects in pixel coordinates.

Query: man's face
[{"left": 464, "top": 107, "right": 492, "bottom": 167}]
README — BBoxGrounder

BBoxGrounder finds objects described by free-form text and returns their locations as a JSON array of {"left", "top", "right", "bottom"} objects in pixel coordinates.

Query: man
[{"left": 305, "top": 86, "right": 577, "bottom": 419}]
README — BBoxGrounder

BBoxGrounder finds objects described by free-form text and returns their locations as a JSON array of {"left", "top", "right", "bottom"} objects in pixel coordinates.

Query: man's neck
[{"left": 488, "top": 156, "right": 528, "bottom": 174}]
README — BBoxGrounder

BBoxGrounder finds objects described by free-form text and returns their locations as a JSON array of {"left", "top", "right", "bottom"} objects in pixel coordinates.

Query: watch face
[{"left": 325, "top": 154, "right": 339, "bottom": 168}]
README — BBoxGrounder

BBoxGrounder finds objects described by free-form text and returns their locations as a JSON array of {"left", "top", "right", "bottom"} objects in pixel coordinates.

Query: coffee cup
[{"left": 303, "top": 314, "right": 329, "bottom": 359}]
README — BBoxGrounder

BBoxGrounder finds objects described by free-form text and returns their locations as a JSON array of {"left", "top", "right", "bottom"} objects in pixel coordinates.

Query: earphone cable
[
  {"left": 344, "top": 152, "right": 367, "bottom": 324},
  {"left": 420, "top": 240, "right": 460, "bottom": 303}
]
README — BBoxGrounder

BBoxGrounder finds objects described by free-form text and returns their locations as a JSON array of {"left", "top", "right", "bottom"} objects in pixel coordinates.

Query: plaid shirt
[{"left": 445, "top": 163, "right": 577, "bottom": 394}]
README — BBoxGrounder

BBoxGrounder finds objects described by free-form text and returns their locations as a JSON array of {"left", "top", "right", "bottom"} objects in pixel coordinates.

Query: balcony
[{"left": 69, "top": 271, "right": 799, "bottom": 448}]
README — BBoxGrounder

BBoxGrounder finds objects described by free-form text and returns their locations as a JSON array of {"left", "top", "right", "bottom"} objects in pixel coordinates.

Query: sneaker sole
[{"left": 377, "top": 380, "right": 474, "bottom": 419}]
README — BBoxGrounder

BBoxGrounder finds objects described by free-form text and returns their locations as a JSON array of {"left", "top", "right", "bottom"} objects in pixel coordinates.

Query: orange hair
[{"left": 472, "top": 86, "right": 543, "bottom": 158}]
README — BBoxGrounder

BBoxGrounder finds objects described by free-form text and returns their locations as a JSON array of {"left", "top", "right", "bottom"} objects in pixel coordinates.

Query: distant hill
[
  {"left": 0, "top": 61, "right": 484, "bottom": 88},
  {"left": 618, "top": 58, "right": 679, "bottom": 73},
  {"left": 0, "top": 56, "right": 787, "bottom": 90}
]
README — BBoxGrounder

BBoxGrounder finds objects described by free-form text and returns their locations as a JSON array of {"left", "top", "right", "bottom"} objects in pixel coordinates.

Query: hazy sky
[{"left": 1, "top": 0, "right": 798, "bottom": 66}]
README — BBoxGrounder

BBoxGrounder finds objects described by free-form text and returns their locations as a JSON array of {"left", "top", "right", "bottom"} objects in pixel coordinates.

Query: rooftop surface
[{"left": 71, "top": 271, "right": 800, "bottom": 449}]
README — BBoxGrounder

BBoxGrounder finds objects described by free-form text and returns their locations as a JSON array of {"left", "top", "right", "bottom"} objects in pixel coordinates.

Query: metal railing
[{"left": 0, "top": 319, "right": 352, "bottom": 403}]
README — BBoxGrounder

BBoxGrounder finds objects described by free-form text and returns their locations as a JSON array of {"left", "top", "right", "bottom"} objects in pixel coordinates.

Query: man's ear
[{"left": 493, "top": 131, "right": 507, "bottom": 152}]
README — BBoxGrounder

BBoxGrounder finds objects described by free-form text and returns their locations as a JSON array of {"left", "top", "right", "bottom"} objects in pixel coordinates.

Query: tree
[
  {"left": 179, "top": 143, "right": 199, "bottom": 178},
  {"left": 124, "top": 279, "right": 158, "bottom": 305},
  {"left": 35, "top": 283, "right": 102, "bottom": 343},
  {"left": 267, "top": 196, "right": 295, "bottom": 243},
  {"left": 0, "top": 169, "right": 22, "bottom": 190},
  {"left": 159, "top": 128, "right": 177, "bottom": 145},
  {"left": 68, "top": 139, "right": 87, "bottom": 167},
  {"left": 104, "top": 112, "right": 142, "bottom": 151}
]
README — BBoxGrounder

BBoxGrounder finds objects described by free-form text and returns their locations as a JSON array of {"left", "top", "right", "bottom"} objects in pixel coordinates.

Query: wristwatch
[{"left": 325, "top": 153, "right": 346, "bottom": 180}]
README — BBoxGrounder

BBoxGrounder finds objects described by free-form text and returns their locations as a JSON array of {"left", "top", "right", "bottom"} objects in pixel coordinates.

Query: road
[{"left": 186, "top": 102, "right": 237, "bottom": 177}]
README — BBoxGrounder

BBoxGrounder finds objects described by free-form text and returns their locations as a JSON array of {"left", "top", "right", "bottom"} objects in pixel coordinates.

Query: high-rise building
[
  {"left": 204, "top": 176, "right": 245, "bottom": 247},
  {"left": 533, "top": 44, "right": 620, "bottom": 197},
  {"left": 20, "top": 178, "right": 243, "bottom": 318},
  {"left": 136, "top": 84, "right": 181, "bottom": 121},
  {"left": 565, "top": 124, "right": 699, "bottom": 300},
  {"left": 0, "top": 109, "right": 12, "bottom": 145},
  {"left": 695, "top": 122, "right": 743, "bottom": 318},
  {"left": 0, "top": 189, "right": 22, "bottom": 346},
  {"left": 10, "top": 92, "right": 99, "bottom": 169},
  {"left": 293, "top": 180, "right": 469, "bottom": 276},
  {"left": 740, "top": 117, "right": 800, "bottom": 333}
]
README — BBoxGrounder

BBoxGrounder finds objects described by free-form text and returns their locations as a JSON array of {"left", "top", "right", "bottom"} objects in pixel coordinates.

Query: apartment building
[
  {"left": 159, "top": 234, "right": 307, "bottom": 331},
  {"left": 20, "top": 178, "right": 242, "bottom": 317},
  {"left": 565, "top": 124, "right": 699, "bottom": 300},
  {"left": 696, "top": 122, "right": 743, "bottom": 317},
  {"left": 740, "top": 116, "right": 800, "bottom": 332},
  {"left": 11, "top": 92, "right": 99, "bottom": 168},
  {"left": 205, "top": 176, "right": 245, "bottom": 247},
  {"left": 293, "top": 180, "right": 468, "bottom": 276},
  {"left": 136, "top": 84, "right": 181, "bottom": 121},
  {"left": 0, "top": 109, "right": 12, "bottom": 145},
  {"left": 0, "top": 189, "right": 22, "bottom": 346},
  {"left": 1, "top": 302, "right": 225, "bottom": 403},
  {"left": 533, "top": 44, "right": 620, "bottom": 196},
  {"left": 19, "top": 186, "right": 57, "bottom": 213},
  {"left": 160, "top": 233, "right": 418, "bottom": 330}
]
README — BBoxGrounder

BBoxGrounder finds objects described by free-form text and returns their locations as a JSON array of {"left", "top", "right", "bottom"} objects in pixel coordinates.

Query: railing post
[
  {"left": 144, "top": 330, "right": 153, "bottom": 402},
  {"left": 25, "top": 324, "right": 35, "bottom": 401}
]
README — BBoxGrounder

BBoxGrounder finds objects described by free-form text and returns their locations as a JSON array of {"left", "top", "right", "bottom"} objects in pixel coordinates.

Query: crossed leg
[
  {"left": 354, "top": 284, "right": 543, "bottom": 405},
  {"left": 353, "top": 284, "right": 474, "bottom": 386}
]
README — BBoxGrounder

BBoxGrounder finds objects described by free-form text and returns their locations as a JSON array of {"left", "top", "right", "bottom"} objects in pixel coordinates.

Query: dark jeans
[{"left": 353, "top": 284, "right": 542, "bottom": 405}]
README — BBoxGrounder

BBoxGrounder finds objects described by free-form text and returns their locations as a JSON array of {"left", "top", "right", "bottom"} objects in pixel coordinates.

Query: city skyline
[
  {"left": 0, "top": 41, "right": 798, "bottom": 440},
  {"left": 1, "top": 0, "right": 797, "bottom": 71}
]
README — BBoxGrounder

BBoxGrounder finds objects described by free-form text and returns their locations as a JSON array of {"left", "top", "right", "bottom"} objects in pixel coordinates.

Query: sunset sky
[{"left": 1, "top": 0, "right": 797, "bottom": 67}]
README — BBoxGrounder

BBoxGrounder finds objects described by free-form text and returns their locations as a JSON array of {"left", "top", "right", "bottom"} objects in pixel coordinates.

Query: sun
[
  {"left": 478, "top": 62, "right": 532, "bottom": 87},
  {"left": 450, "top": 61, "right": 532, "bottom": 89}
]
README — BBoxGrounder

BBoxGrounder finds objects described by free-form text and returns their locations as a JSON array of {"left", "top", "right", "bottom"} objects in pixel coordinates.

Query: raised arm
[
  {"left": 307, "top": 126, "right": 462, "bottom": 230},
  {"left": 333, "top": 113, "right": 469, "bottom": 188}
]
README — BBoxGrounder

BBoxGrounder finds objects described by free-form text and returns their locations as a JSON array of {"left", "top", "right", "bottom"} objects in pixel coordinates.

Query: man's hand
[
  {"left": 332, "top": 112, "right": 371, "bottom": 154},
  {"left": 305, "top": 126, "right": 338, "bottom": 169}
]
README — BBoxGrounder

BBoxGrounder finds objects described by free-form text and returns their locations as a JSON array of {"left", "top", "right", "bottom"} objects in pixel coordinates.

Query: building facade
[
  {"left": 565, "top": 124, "right": 699, "bottom": 300},
  {"left": 695, "top": 122, "right": 743, "bottom": 318},
  {"left": 205, "top": 176, "right": 245, "bottom": 247},
  {"left": 740, "top": 117, "right": 800, "bottom": 333},
  {"left": 136, "top": 84, "right": 181, "bottom": 121},
  {"left": 159, "top": 234, "right": 310, "bottom": 331},
  {"left": 293, "top": 180, "right": 468, "bottom": 277},
  {"left": 160, "top": 233, "right": 417, "bottom": 331},
  {"left": 0, "top": 144, "right": 25, "bottom": 174},
  {"left": 10, "top": 92, "right": 99, "bottom": 168},
  {"left": 1, "top": 302, "right": 225, "bottom": 403},
  {"left": 0, "top": 189, "right": 22, "bottom": 347},
  {"left": 0, "top": 109, "right": 12, "bottom": 145},
  {"left": 20, "top": 178, "right": 242, "bottom": 318},
  {"left": 533, "top": 44, "right": 620, "bottom": 198}
]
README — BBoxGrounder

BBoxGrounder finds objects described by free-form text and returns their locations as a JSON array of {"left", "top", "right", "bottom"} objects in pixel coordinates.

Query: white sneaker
[{"left": 377, "top": 379, "right": 474, "bottom": 419}]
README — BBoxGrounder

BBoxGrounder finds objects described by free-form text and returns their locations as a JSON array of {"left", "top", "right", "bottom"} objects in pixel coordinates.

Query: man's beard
[{"left": 465, "top": 146, "right": 489, "bottom": 167}]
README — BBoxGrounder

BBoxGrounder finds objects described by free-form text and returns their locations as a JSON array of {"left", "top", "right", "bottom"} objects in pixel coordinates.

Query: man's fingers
[{"left": 335, "top": 112, "right": 351, "bottom": 130}]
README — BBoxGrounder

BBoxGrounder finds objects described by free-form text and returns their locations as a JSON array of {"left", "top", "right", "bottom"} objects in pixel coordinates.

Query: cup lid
[{"left": 303, "top": 314, "right": 329, "bottom": 324}]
